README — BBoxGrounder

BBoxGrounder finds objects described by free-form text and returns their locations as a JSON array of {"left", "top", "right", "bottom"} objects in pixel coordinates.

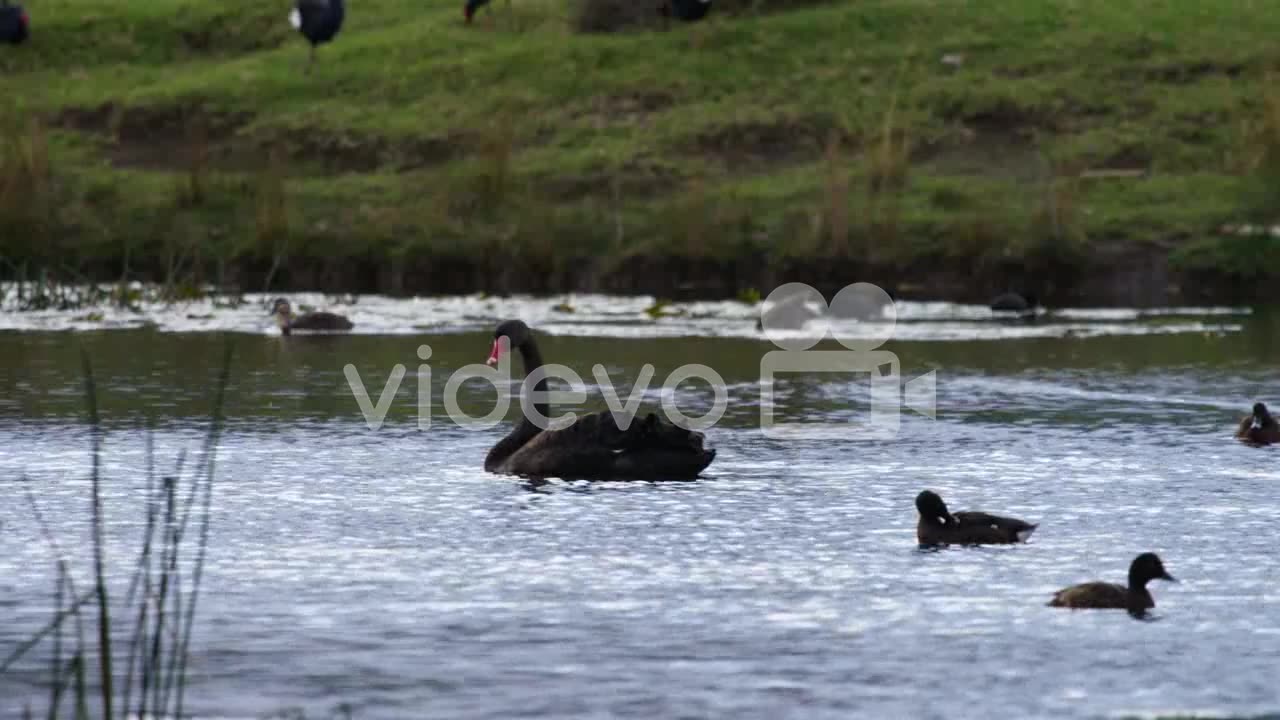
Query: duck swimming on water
[
  {"left": 1236, "top": 402, "right": 1280, "bottom": 446},
  {"left": 1048, "top": 552, "right": 1176, "bottom": 615},
  {"left": 989, "top": 292, "right": 1038, "bottom": 320},
  {"left": 271, "top": 297, "right": 354, "bottom": 336},
  {"left": 914, "top": 490, "right": 1037, "bottom": 547},
  {"left": 483, "top": 319, "right": 716, "bottom": 480}
]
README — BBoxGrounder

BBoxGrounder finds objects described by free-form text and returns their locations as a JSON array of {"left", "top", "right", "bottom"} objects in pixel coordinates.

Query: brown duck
[
  {"left": 271, "top": 297, "right": 353, "bottom": 336},
  {"left": 915, "top": 490, "right": 1037, "bottom": 547},
  {"left": 1236, "top": 402, "right": 1280, "bottom": 446},
  {"left": 1049, "top": 552, "right": 1177, "bottom": 614},
  {"left": 483, "top": 320, "right": 716, "bottom": 481}
]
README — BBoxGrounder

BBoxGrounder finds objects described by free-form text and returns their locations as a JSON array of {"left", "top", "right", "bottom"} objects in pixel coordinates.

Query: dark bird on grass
[
  {"left": 989, "top": 291, "right": 1039, "bottom": 319},
  {"left": 1236, "top": 402, "right": 1280, "bottom": 446},
  {"left": 915, "top": 490, "right": 1037, "bottom": 547},
  {"left": 464, "top": 0, "right": 491, "bottom": 24},
  {"left": 483, "top": 320, "right": 716, "bottom": 480},
  {"left": 271, "top": 298, "right": 354, "bottom": 336},
  {"left": 660, "top": 0, "right": 712, "bottom": 22},
  {"left": 290, "top": 0, "right": 345, "bottom": 72},
  {"left": 0, "top": 1, "right": 30, "bottom": 45},
  {"left": 1048, "top": 553, "right": 1177, "bottom": 616}
]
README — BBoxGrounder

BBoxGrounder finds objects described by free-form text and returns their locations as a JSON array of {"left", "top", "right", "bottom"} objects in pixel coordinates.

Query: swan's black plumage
[
  {"left": 291, "top": 0, "right": 345, "bottom": 70},
  {"left": 0, "top": 1, "right": 29, "bottom": 45},
  {"left": 483, "top": 320, "right": 716, "bottom": 480}
]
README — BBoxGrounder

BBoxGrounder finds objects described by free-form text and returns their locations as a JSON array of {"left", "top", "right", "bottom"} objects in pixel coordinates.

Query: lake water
[{"left": 1, "top": 293, "right": 1279, "bottom": 719}]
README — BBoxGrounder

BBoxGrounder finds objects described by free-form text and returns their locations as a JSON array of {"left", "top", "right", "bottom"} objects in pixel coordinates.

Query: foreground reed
[{"left": 1, "top": 342, "right": 233, "bottom": 719}]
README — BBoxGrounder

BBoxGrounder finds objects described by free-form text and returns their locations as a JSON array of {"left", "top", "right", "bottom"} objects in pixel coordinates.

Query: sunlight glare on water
[{"left": 1, "top": 300, "right": 1280, "bottom": 719}]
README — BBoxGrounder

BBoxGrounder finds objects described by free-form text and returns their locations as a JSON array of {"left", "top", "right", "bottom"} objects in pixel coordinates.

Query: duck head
[
  {"left": 915, "top": 490, "right": 957, "bottom": 526},
  {"left": 1251, "top": 402, "right": 1272, "bottom": 430},
  {"left": 488, "top": 319, "right": 531, "bottom": 365},
  {"left": 1129, "top": 552, "right": 1176, "bottom": 589},
  {"left": 270, "top": 298, "right": 293, "bottom": 328}
]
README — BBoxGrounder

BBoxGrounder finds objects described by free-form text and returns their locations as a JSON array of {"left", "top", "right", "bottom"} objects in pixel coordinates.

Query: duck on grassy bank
[
  {"left": 271, "top": 298, "right": 354, "bottom": 336},
  {"left": 0, "top": 1, "right": 29, "bottom": 44},
  {"left": 1048, "top": 553, "right": 1176, "bottom": 616},
  {"left": 290, "top": 0, "right": 345, "bottom": 72},
  {"left": 915, "top": 490, "right": 1037, "bottom": 547},
  {"left": 483, "top": 319, "right": 716, "bottom": 480},
  {"left": 1236, "top": 402, "right": 1280, "bottom": 446}
]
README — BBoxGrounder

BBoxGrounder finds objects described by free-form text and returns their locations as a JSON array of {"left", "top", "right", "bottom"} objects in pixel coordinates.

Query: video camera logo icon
[{"left": 758, "top": 282, "right": 936, "bottom": 439}]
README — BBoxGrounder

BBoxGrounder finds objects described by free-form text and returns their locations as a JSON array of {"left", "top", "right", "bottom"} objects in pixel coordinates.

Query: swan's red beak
[{"left": 486, "top": 338, "right": 502, "bottom": 366}]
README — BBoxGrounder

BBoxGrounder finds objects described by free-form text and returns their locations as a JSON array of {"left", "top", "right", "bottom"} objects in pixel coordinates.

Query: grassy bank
[{"left": 2, "top": 0, "right": 1279, "bottom": 304}]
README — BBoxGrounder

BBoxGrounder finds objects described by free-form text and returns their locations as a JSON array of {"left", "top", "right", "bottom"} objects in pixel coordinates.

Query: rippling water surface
[{"left": 2, "top": 297, "right": 1280, "bottom": 719}]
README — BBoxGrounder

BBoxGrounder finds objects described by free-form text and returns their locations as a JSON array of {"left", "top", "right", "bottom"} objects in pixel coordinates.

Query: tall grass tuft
[
  {"left": 860, "top": 83, "right": 912, "bottom": 260},
  {"left": 0, "top": 113, "right": 54, "bottom": 266},
  {"left": 818, "top": 129, "right": 851, "bottom": 256},
  {"left": 1, "top": 342, "right": 234, "bottom": 719},
  {"left": 475, "top": 112, "right": 518, "bottom": 210},
  {"left": 256, "top": 146, "right": 291, "bottom": 292},
  {"left": 1238, "top": 77, "right": 1280, "bottom": 224},
  {"left": 1024, "top": 151, "right": 1088, "bottom": 267},
  {"left": 175, "top": 115, "right": 211, "bottom": 208}
]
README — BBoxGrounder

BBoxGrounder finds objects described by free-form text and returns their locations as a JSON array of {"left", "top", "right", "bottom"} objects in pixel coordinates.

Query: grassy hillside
[{"left": 3, "top": 0, "right": 1280, "bottom": 303}]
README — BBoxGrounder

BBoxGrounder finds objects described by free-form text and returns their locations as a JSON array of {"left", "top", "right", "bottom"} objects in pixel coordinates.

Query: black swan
[
  {"left": 0, "top": 1, "right": 29, "bottom": 44},
  {"left": 1048, "top": 553, "right": 1176, "bottom": 614},
  {"left": 271, "top": 297, "right": 354, "bottom": 335},
  {"left": 914, "top": 490, "right": 1037, "bottom": 547},
  {"left": 290, "top": 0, "right": 345, "bottom": 71},
  {"left": 482, "top": 320, "right": 716, "bottom": 480}
]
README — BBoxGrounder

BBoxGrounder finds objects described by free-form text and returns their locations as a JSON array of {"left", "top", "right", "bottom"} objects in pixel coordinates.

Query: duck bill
[
  {"left": 486, "top": 339, "right": 502, "bottom": 366},
  {"left": 1161, "top": 572, "right": 1178, "bottom": 583}
]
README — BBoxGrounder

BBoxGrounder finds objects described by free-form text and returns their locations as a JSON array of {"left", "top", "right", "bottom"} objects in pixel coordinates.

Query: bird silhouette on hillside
[
  {"left": 0, "top": 0, "right": 30, "bottom": 45},
  {"left": 290, "top": 0, "right": 345, "bottom": 72}
]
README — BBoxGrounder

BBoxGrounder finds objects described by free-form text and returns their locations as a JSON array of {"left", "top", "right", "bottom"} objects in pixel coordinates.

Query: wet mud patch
[
  {"left": 681, "top": 114, "right": 851, "bottom": 171},
  {"left": 53, "top": 103, "right": 466, "bottom": 175}
]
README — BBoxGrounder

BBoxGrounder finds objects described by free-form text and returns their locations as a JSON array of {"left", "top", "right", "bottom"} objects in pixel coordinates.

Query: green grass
[{"left": 3, "top": 0, "right": 1280, "bottom": 296}]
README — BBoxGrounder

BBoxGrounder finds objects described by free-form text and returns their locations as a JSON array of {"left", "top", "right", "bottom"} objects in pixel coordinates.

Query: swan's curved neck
[
  {"left": 484, "top": 334, "right": 550, "bottom": 472},
  {"left": 512, "top": 336, "right": 549, "bottom": 420}
]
